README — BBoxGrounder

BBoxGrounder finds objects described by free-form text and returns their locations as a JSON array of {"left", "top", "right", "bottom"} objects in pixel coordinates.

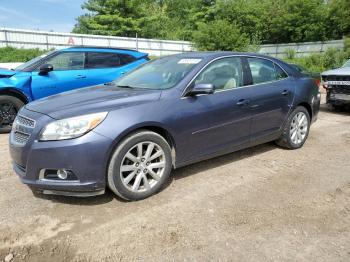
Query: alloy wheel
[
  {"left": 0, "top": 101, "right": 17, "bottom": 128},
  {"left": 290, "top": 112, "right": 308, "bottom": 145},
  {"left": 120, "top": 141, "right": 166, "bottom": 193}
]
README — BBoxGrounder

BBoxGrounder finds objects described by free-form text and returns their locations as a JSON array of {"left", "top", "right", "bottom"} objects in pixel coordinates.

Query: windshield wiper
[{"left": 116, "top": 85, "right": 135, "bottom": 88}]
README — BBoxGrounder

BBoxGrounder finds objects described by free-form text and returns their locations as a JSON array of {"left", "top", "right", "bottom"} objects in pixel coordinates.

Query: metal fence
[
  {"left": 259, "top": 39, "right": 344, "bottom": 58},
  {"left": 0, "top": 27, "right": 345, "bottom": 58},
  {"left": 0, "top": 27, "right": 194, "bottom": 56}
]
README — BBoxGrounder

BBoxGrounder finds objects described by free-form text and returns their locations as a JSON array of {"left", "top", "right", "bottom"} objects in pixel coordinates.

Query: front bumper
[
  {"left": 13, "top": 161, "right": 106, "bottom": 197},
  {"left": 327, "top": 92, "right": 350, "bottom": 105},
  {"left": 9, "top": 109, "right": 114, "bottom": 197}
]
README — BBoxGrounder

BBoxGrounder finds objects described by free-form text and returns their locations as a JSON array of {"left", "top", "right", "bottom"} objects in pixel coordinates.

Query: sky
[{"left": 0, "top": 0, "right": 86, "bottom": 32}]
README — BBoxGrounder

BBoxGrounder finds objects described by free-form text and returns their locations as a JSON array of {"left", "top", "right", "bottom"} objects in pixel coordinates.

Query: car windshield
[
  {"left": 15, "top": 51, "right": 56, "bottom": 71},
  {"left": 342, "top": 59, "right": 350, "bottom": 68},
  {"left": 113, "top": 56, "right": 202, "bottom": 89}
]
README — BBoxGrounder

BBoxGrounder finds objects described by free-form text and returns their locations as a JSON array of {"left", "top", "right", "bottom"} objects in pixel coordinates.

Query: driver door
[
  {"left": 174, "top": 57, "right": 253, "bottom": 163},
  {"left": 31, "top": 51, "right": 88, "bottom": 100}
]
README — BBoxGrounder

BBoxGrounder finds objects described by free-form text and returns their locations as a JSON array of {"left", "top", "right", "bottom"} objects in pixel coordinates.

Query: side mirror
[
  {"left": 39, "top": 64, "right": 53, "bottom": 75},
  {"left": 188, "top": 83, "right": 214, "bottom": 96}
]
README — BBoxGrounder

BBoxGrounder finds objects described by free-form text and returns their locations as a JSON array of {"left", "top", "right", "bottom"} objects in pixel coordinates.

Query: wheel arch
[
  {"left": 0, "top": 88, "right": 30, "bottom": 104},
  {"left": 297, "top": 102, "right": 312, "bottom": 121},
  {"left": 106, "top": 123, "right": 177, "bottom": 176}
]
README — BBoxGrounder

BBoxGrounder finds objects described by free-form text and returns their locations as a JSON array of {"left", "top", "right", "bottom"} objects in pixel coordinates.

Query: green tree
[
  {"left": 192, "top": 20, "right": 250, "bottom": 51},
  {"left": 266, "top": 0, "right": 328, "bottom": 43},
  {"left": 73, "top": 0, "right": 149, "bottom": 37},
  {"left": 326, "top": 0, "right": 350, "bottom": 39},
  {"left": 73, "top": 0, "right": 350, "bottom": 48}
]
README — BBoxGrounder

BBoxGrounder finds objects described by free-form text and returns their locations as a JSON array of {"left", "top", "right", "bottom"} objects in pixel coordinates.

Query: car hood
[
  {"left": 26, "top": 84, "right": 162, "bottom": 119},
  {"left": 322, "top": 67, "right": 350, "bottom": 76},
  {"left": 0, "top": 68, "right": 17, "bottom": 77}
]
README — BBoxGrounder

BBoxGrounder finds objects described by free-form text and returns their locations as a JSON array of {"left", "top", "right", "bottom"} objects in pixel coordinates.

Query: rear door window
[
  {"left": 247, "top": 58, "right": 287, "bottom": 84},
  {"left": 85, "top": 52, "right": 136, "bottom": 69}
]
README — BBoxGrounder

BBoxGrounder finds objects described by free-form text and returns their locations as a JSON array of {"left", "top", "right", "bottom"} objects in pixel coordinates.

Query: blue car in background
[{"left": 0, "top": 46, "right": 149, "bottom": 132}]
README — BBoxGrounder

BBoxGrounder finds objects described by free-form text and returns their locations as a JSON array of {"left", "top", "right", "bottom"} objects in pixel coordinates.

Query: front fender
[{"left": 0, "top": 72, "right": 33, "bottom": 101}]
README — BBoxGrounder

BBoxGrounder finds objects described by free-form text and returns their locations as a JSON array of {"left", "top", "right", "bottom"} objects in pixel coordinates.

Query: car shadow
[{"left": 170, "top": 142, "right": 277, "bottom": 182}]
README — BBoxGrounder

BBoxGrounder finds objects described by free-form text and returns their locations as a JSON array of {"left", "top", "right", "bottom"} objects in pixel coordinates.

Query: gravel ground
[{"left": 0, "top": 99, "right": 349, "bottom": 262}]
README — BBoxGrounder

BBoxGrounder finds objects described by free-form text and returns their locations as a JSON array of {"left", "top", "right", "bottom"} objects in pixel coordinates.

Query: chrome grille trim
[
  {"left": 16, "top": 115, "right": 36, "bottom": 128},
  {"left": 13, "top": 131, "right": 30, "bottom": 144},
  {"left": 11, "top": 114, "right": 36, "bottom": 146}
]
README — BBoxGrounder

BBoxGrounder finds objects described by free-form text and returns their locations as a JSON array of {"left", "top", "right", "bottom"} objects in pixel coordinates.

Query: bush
[
  {"left": 193, "top": 20, "right": 250, "bottom": 52},
  {"left": 0, "top": 47, "right": 47, "bottom": 63},
  {"left": 284, "top": 46, "right": 350, "bottom": 73},
  {"left": 285, "top": 48, "right": 296, "bottom": 60}
]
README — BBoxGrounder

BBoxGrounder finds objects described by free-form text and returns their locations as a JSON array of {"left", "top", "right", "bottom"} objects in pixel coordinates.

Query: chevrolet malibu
[{"left": 9, "top": 52, "right": 321, "bottom": 201}]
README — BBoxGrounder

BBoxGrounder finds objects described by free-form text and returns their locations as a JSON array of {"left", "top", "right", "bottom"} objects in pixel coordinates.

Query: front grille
[
  {"left": 324, "top": 75, "right": 350, "bottom": 82},
  {"left": 17, "top": 115, "right": 35, "bottom": 128},
  {"left": 14, "top": 162, "right": 26, "bottom": 173},
  {"left": 331, "top": 86, "right": 350, "bottom": 95},
  {"left": 11, "top": 114, "right": 35, "bottom": 146},
  {"left": 324, "top": 75, "right": 350, "bottom": 95},
  {"left": 13, "top": 131, "right": 30, "bottom": 144}
]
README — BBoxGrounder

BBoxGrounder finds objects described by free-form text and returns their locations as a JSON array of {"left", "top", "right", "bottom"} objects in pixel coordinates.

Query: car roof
[
  {"left": 170, "top": 51, "right": 302, "bottom": 77},
  {"left": 172, "top": 51, "right": 279, "bottom": 61},
  {"left": 60, "top": 46, "right": 148, "bottom": 58}
]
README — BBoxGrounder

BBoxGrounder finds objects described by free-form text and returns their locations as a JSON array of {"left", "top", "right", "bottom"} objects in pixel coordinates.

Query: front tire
[
  {"left": 107, "top": 130, "right": 172, "bottom": 201},
  {"left": 0, "top": 95, "right": 24, "bottom": 134},
  {"left": 276, "top": 106, "right": 310, "bottom": 149}
]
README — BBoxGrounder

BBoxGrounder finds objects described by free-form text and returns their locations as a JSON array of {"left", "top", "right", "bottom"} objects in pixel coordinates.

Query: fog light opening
[{"left": 57, "top": 169, "right": 68, "bottom": 180}]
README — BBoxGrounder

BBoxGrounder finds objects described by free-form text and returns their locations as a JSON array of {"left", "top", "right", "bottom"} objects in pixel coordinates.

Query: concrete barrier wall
[
  {"left": 0, "top": 27, "right": 344, "bottom": 59},
  {"left": 259, "top": 40, "right": 344, "bottom": 58},
  {"left": 0, "top": 27, "right": 194, "bottom": 56}
]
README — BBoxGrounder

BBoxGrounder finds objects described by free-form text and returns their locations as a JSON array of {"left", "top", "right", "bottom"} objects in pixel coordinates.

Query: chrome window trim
[{"left": 181, "top": 54, "right": 289, "bottom": 98}]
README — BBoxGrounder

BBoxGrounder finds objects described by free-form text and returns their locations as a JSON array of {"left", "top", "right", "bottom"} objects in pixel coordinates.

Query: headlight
[{"left": 40, "top": 112, "right": 108, "bottom": 141}]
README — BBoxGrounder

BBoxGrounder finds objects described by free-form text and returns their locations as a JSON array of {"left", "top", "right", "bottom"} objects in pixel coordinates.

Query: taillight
[{"left": 314, "top": 79, "right": 321, "bottom": 87}]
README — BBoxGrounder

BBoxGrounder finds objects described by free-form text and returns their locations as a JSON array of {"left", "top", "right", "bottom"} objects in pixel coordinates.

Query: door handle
[
  {"left": 76, "top": 75, "right": 87, "bottom": 79},
  {"left": 281, "top": 90, "right": 290, "bottom": 96},
  {"left": 236, "top": 99, "right": 250, "bottom": 106}
]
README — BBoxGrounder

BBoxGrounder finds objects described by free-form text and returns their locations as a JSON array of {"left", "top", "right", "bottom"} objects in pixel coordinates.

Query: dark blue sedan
[{"left": 9, "top": 52, "right": 321, "bottom": 201}]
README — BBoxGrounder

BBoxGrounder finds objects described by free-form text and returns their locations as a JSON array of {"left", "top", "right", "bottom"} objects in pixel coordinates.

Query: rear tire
[
  {"left": 107, "top": 130, "right": 172, "bottom": 201},
  {"left": 0, "top": 95, "right": 24, "bottom": 134},
  {"left": 276, "top": 106, "right": 310, "bottom": 149}
]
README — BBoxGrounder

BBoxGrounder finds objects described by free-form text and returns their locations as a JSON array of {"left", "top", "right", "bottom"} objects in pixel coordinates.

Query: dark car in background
[
  {"left": 9, "top": 52, "right": 320, "bottom": 201},
  {"left": 0, "top": 46, "right": 149, "bottom": 133},
  {"left": 322, "top": 59, "right": 350, "bottom": 110}
]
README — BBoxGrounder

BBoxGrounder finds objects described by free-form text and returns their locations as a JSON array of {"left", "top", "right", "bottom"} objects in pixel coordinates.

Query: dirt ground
[{"left": 0, "top": 98, "right": 349, "bottom": 262}]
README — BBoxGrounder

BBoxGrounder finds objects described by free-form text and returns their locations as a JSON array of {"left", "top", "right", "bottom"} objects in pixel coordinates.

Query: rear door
[
  {"left": 83, "top": 52, "right": 144, "bottom": 85},
  {"left": 30, "top": 51, "right": 88, "bottom": 99},
  {"left": 245, "top": 57, "right": 295, "bottom": 143}
]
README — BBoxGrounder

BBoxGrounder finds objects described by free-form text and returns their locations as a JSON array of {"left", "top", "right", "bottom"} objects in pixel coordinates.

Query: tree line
[{"left": 73, "top": 0, "right": 350, "bottom": 51}]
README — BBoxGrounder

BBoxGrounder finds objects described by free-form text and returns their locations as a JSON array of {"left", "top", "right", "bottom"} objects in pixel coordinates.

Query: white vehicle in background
[{"left": 322, "top": 60, "right": 350, "bottom": 110}]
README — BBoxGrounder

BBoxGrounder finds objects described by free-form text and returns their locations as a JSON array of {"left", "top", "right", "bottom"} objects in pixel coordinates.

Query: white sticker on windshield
[{"left": 178, "top": 59, "right": 202, "bottom": 64}]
